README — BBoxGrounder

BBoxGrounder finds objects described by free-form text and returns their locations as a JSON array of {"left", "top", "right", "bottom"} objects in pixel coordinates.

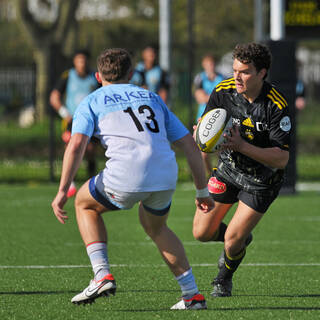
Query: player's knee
[
  {"left": 193, "top": 226, "right": 213, "bottom": 242},
  {"left": 74, "top": 192, "right": 85, "bottom": 212}
]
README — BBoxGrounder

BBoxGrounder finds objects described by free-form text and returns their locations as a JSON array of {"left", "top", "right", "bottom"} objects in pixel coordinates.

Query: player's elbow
[
  {"left": 68, "top": 134, "right": 89, "bottom": 154},
  {"left": 49, "top": 90, "right": 60, "bottom": 107}
]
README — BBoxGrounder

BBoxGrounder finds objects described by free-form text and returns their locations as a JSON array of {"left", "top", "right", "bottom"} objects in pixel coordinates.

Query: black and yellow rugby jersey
[{"left": 204, "top": 78, "right": 292, "bottom": 191}]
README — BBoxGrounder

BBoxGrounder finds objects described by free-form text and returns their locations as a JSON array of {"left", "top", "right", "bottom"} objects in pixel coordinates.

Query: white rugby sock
[{"left": 86, "top": 241, "right": 110, "bottom": 281}]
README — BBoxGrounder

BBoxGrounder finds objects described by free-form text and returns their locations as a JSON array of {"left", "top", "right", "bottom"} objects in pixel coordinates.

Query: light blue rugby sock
[{"left": 175, "top": 268, "right": 199, "bottom": 299}]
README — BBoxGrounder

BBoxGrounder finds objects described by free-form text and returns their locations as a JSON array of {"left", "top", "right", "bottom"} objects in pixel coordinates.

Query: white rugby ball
[{"left": 195, "top": 108, "right": 232, "bottom": 153}]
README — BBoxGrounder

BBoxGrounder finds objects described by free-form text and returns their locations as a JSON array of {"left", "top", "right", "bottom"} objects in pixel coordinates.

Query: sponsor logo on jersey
[
  {"left": 256, "top": 122, "right": 268, "bottom": 131},
  {"left": 242, "top": 117, "right": 254, "bottom": 127},
  {"left": 280, "top": 116, "right": 291, "bottom": 131},
  {"left": 104, "top": 90, "right": 156, "bottom": 105},
  {"left": 233, "top": 118, "right": 241, "bottom": 126},
  {"left": 245, "top": 129, "right": 254, "bottom": 140},
  {"left": 208, "top": 176, "right": 226, "bottom": 194}
]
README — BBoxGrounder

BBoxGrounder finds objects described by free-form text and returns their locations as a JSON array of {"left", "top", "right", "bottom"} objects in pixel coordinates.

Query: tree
[{"left": 14, "top": 0, "right": 80, "bottom": 121}]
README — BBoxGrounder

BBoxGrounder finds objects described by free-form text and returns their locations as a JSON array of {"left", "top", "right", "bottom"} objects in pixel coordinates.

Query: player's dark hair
[
  {"left": 202, "top": 54, "right": 216, "bottom": 62},
  {"left": 73, "top": 49, "right": 91, "bottom": 59},
  {"left": 233, "top": 43, "right": 272, "bottom": 78},
  {"left": 97, "top": 48, "right": 132, "bottom": 82}
]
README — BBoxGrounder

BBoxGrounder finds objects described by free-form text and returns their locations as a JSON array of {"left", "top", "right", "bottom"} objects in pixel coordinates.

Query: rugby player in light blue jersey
[
  {"left": 50, "top": 50, "right": 100, "bottom": 197},
  {"left": 52, "top": 48, "right": 214, "bottom": 310},
  {"left": 130, "top": 46, "right": 169, "bottom": 103}
]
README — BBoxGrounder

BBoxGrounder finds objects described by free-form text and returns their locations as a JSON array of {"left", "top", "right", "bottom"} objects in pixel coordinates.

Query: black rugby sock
[{"left": 217, "top": 248, "right": 246, "bottom": 280}]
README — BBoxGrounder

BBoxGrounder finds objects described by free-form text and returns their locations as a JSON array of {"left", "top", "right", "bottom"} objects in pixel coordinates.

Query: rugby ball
[{"left": 195, "top": 108, "right": 232, "bottom": 153}]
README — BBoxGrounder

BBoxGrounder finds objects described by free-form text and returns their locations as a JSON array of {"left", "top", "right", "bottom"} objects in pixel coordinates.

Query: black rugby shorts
[{"left": 208, "top": 171, "right": 281, "bottom": 214}]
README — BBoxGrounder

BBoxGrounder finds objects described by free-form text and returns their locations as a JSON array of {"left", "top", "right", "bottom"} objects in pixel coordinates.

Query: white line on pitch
[{"left": 0, "top": 263, "right": 319, "bottom": 269}]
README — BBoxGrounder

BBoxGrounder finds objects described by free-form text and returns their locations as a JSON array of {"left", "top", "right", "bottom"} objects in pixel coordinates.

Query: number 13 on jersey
[{"left": 124, "top": 105, "right": 159, "bottom": 133}]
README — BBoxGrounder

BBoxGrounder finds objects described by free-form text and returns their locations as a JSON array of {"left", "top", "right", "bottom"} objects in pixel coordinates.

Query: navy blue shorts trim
[
  {"left": 89, "top": 177, "right": 120, "bottom": 211},
  {"left": 142, "top": 203, "right": 171, "bottom": 216}
]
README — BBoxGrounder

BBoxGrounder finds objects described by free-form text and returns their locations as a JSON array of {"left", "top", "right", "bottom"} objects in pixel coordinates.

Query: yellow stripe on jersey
[
  {"left": 267, "top": 93, "right": 283, "bottom": 110},
  {"left": 216, "top": 78, "right": 236, "bottom": 92},
  {"left": 271, "top": 88, "right": 288, "bottom": 107},
  {"left": 217, "top": 78, "right": 235, "bottom": 85},
  {"left": 267, "top": 88, "right": 288, "bottom": 110}
]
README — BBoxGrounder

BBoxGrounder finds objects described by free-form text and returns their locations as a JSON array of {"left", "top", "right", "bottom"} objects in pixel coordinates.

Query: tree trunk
[
  {"left": 33, "top": 48, "right": 51, "bottom": 122},
  {"left": 14, "top": 0, "right": 80, "bottom": 122}
]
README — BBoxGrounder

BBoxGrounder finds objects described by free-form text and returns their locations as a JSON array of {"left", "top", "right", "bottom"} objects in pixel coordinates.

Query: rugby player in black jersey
[{"left": 192, "top": 43, "right": 292, "bottom": 297}]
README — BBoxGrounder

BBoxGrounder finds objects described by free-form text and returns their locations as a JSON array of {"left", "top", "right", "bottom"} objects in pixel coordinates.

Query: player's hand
[
  {"left": 66, "top": 115, "right": 73, "bottom": 124},
  {"left": 195, "top": 196, "right": 215, "bottom": 213},
  {"left": 61, "top": 130, "right": 71, "bottom": 143},
  {"left": 51, "top": 191, "right": 69, "bottom": 224},
  {"left": 221, "top": 125, "right": 245, "bottom": 152},
  {"left": 192, "top": 118, "right": 201, "bottom": 140}
]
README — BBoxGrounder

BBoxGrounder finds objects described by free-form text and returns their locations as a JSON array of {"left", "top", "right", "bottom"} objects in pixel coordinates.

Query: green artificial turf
[{"left": 0, "top": 183, "right": 319, "bottom": 319}]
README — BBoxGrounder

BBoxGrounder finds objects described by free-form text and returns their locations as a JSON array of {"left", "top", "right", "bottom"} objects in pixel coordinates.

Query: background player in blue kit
[
  {"left": 193, "top": 54, "right": 226, "bottom": 176},
  {"left": 194, "top": 54, "right": 225, "bottom": 121},
  {"left": 51, "top": 48, "right": 214, "bottom": 310},
  {"left": 130, "top": 46, "right": 170, "bottom": 103},
  {"left": 192, "top": 43, "right": 291, "bottom": 297},
  {"left": 50, "top": 50, "right": 100, "bottom": 197}
]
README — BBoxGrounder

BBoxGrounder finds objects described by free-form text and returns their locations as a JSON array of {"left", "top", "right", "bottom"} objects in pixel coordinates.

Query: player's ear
[
  {"left": 95, "top": 72, "right": 102, "bottom": 83},
  {"left": 259, "top": 68, "right": 267, "bottom": 79}
]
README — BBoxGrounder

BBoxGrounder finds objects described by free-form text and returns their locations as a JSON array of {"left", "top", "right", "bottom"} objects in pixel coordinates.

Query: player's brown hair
[
  {"left": 97, "top": 48, "right": 132, "bottom": 82},
  {"left": 233, "top": 43, "right": 272, "bottom": 77}
]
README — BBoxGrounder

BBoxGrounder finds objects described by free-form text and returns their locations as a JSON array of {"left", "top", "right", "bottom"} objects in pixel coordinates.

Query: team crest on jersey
[
  {"left": 208, "top": 177, "right": 226, "bottom": 194},
  {"left": 242, "top": 117, "right": 254, "bottom": 127},
  {"left": 245, "top": 129, "right": 254, "bottom": 140},
  {"left": 280, "top": 116, "right": 291, "bottom": 131}
]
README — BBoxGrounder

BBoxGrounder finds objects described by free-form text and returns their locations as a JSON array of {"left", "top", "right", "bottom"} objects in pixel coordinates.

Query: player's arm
[
  {"left": 173, "top": 133, "right": 215, "bottom": 212},
  {"left": 158, "top": 88, "right": 168, "bottom": 104},
  {"left": 158, "top": 70, "right": 169, "bottom": 103},
  {"left": 51, "top": 133, "right": 89, "bottom": 224},
  {"left": 193, "top": 74, "right": 209, "bottom": 105},
  {"left": 223, "top": 126, "right": 289, "bottom": 169},
  {"left": 49, "top": 72, "right": 72, "bottom": 122}
]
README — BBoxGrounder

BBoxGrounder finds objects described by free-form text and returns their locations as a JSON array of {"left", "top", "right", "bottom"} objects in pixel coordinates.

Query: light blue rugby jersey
[
  {"left": 65, "top": 69, "right": 98, "bottom": 116},
  {"left": 72, "top": 83, "right": 189, "bottom": 192},
  {"left": 194, "top": 72, "right": 225, "bottom": 120},
  {"left": 130, "top": 62, "right": 163, "bottom": 93}
]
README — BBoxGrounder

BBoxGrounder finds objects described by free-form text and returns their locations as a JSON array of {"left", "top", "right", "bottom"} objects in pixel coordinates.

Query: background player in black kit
[{"left": 192, "top": 43, "right": 292, "bottom": 297}]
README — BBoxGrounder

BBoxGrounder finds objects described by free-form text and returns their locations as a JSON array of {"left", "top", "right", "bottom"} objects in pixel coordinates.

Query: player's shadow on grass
[
  {"left": 235, "top": 293, "right": 320, "bottom": 298},
  {"left": 96, "top": 306, "right": 320, "bottom": 312},
  {"left": 214, "top": 306, "right": 320, "bottom": 311},
  {"left": 0, "top": 290, "right": 79, "bottom": 295},
  {"left": 0, "top": 289, "right": 179, "bottom": 296}
]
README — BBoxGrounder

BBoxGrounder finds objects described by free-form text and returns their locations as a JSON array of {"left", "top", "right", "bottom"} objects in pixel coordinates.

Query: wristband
[
  {"left": 196, "top": 187, "right": 210, "bottom": 198},
  {"left": 58, "top": 106, "right": 70, "bottom": 119}
]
